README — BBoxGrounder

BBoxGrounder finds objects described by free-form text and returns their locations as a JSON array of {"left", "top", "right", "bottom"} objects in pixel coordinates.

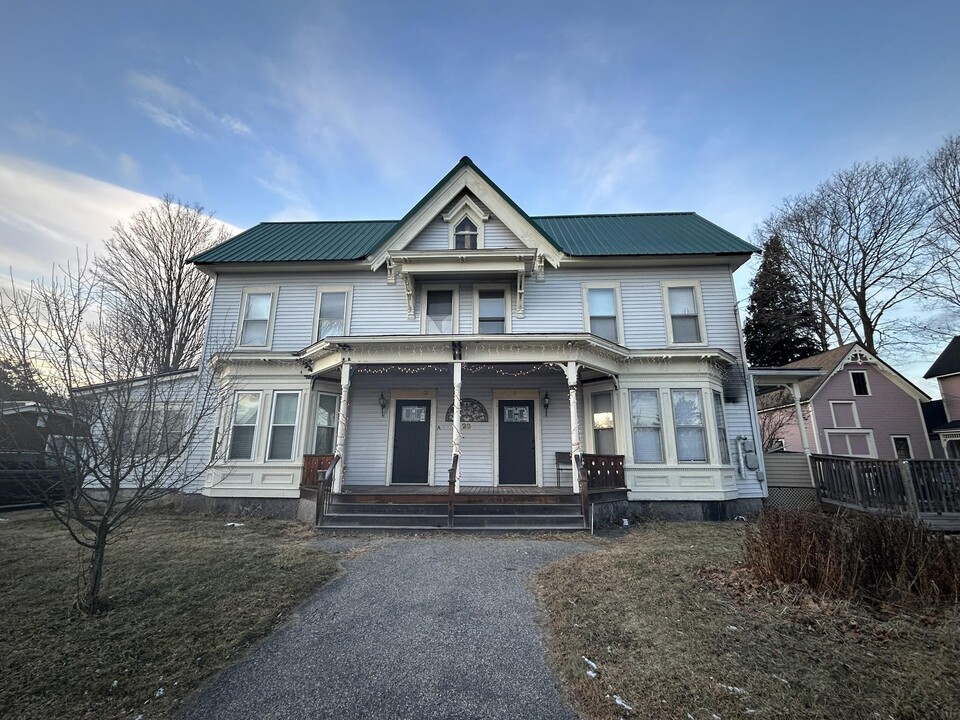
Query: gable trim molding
[{"left": 368, "top": 163, "right": 564, "bottom": 271}]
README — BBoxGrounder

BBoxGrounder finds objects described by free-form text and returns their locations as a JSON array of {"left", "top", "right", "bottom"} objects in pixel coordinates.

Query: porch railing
[
  {"left": 809, "top": 454, "right": 960, "bottom": 529},
  {"left": 447, "top": 454, "right": 459, "bottom": 528},
  {"left": 301, "top": 454, "right": 336, "bottom": 488},
  {"left": 313, "top": 454, "right": 340, "bottom": 526},
  {"left": 579, "top": 453, "right": 626, "bottom": 491}
]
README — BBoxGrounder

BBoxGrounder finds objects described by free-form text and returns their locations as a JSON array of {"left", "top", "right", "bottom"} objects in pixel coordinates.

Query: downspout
[{"left": 733, "top": 304, "right": 765, "bottom": 487}]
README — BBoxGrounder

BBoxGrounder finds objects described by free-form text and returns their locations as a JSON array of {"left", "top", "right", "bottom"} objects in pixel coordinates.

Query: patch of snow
[
  {"left": 111, "top": 680, "right": 118, "bottom": 688},
  {"left": 586, "top": 670, "right": 598, "bottom": 679},
  {"left": 224, "top": 522, "right": 245, "bottom": 527},
  {"left": 735, "top": 515, "right": 747, "bottom": 521},
  {"left": 155, "top": 687, "right": 164, "bottom": 698},
  {"left": 613, "top": 695, "right": 633, "bottom": 711},
  {"left": 582, "top": 656, "right": 599, "bottom": 671},
  {"left": 726, "top": 625, "right": 739, "bottom": 631},
  {"left": 772, "top": 674, "right": 789, "bottom": 685}
]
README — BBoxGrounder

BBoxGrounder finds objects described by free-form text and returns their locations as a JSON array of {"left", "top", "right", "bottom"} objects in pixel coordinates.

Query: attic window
[
  {"left": 455, "top": 218, "right": 478, "bottom": 250},
  {"left": 442, "top": 195, "right": 488, "bottom": 250}
]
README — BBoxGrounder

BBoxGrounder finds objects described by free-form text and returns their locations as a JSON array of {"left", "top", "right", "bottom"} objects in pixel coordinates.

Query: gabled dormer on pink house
[
  {"left": 757, "top": 343, "right": 932, "bottom": 459},
  {"left": 924, "top": 336, "right": 960, "bottom": 458}
]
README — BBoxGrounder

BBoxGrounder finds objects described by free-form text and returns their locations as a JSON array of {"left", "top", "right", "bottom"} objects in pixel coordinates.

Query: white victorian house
[{"left": 187, "top": 157, "right": 765, "bottom": 529}]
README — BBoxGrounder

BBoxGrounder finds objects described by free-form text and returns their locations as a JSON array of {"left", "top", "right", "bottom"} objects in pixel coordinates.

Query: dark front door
[
  {"left": 498, "top": 400, "right": 536, "bottom": 485},
  {"left": 391, "top": 400, "right": 431, "bottom": 484}
]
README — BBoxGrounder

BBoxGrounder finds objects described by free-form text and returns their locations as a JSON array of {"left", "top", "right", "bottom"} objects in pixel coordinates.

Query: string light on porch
[{"left": 462, "top": 363, "right": 564, "bottom": 376}]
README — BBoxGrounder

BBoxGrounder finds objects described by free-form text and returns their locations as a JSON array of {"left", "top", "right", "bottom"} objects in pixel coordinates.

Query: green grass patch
[
  {"left": 0, "top": 509, "right": 339, "bottom": 719},
  {"left": 537, "top": 522, "right": 960, "bottom": 719}
]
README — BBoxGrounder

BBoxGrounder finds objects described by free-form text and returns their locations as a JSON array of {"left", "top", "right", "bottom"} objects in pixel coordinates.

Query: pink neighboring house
[
  {"left": 757, "top": 343, "right": 932, "bottom": 460},
  {"left": 923, "top": 335, "right": 960, "bottom": 458}
]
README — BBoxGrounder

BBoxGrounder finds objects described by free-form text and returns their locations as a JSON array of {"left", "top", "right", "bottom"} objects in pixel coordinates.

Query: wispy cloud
[
  {"left": 116, "top": 153, "right": 140, "bottom": 183},
  {"left": 126, "top": 71, "right": 253, "bottom": 139},
  {"left": 263, "top": 16, "right": 453, "bottom": 186},
  {"left": 0, "top": 154, "right": 238, "bottom": 286},
  {"left": 12, "top": 115, "right": 106, "bottom": 158},
  {"left": 0, "top": 154, "right": 156, "bottom": 285}
]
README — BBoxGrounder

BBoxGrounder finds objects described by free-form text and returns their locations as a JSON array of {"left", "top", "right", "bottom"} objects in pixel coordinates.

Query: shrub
[{"left": 744, "top": 509, "right": 960, "bottom": 607}]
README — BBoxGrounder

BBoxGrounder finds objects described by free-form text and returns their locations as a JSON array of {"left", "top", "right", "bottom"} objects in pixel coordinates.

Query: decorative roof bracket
[
  {"left": 386, "top": 257, "right": 397, "bottom": 285},
  {"left": 534, "top": 252, "right": 545, "bottom": 282},
  {"left": 516, "top": 269, "right": 525, "bottom": 319},
  {"left": 401, "top": 271, "right": 415, "bottom": 319}
]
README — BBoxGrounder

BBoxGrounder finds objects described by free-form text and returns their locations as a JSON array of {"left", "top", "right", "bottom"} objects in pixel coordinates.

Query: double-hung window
[
  {"left": 586, "top": 287, "right": 619, "bottom": 343},
  {"left": 228, "top": 392, "right": 261, "bottom": 460},
  {"left": 665, "top": 284, "right": 703, "bottom": 344},
  {"left": 591, "top": 391, "right": 616, "bottom": 455},
  {"left": 477, "top": 288, "right": 507, "bottom": 334},
  {"left": 239, "top": 292, "right": 273, "bottom": 347},
  {"left": 317, "top": 291, "right": 348, "bottom": 341},
  {"left": 672, "top": 389, "right": 707, "bottom": 462},
  {"left": 630, "top": 390, "right": 663, "bottom": 462},
  {"left": 267, "top": 391, "right": 301, "bottom": 461},
  {"left": 314, "top": 393, "right": 338, "bottom": 455},
  {"left": 424, "top": 289, "right": 455, "bottom": 334},
  {"left": 712, "top": 391, "right": 730, "bottom": 464}
]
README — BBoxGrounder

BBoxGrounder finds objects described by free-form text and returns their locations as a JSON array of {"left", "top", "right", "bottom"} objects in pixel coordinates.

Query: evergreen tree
[{"left": 743, "top": 235, "right": 822, "bottom": 366}]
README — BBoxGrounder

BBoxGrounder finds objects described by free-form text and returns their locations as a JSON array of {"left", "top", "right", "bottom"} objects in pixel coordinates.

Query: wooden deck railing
[
  {"left": 301, "top": 454, "right": 336, "bottom": 488},
  {"left": 579, "top": 453, "right": 626, "bottom": 491},
  {"left": 810, "top": 454, "right": 960, "bottom": 530},
  {"left": 315, "top": 455, "right": 340, "bottom": 526}
]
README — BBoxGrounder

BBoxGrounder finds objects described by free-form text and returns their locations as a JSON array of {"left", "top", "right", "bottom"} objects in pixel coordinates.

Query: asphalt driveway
[{"left": 179, "top": 536, "right": 588, "bottom": 720}]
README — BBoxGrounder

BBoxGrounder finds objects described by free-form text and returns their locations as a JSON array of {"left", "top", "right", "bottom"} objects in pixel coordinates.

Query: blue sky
[{"left": 1, "top": 0, "right": 958, "bottom": 389}]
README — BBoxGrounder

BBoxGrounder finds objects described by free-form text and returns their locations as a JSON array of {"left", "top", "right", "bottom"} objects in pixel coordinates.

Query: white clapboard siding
[
  {"left": 343, "top": 370, "right": 575, "bottom": 487},
  {"left": 204, "top": 265, "right": 742, "bottom": 354}
]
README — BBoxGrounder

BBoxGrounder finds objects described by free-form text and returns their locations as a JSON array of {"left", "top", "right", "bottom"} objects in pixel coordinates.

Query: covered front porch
[
  {"left": 296, "top": 335, "right": 629, "bottom": 529},
  {"left": 300, "top": 335, "right": 630, "bottom": 492}
]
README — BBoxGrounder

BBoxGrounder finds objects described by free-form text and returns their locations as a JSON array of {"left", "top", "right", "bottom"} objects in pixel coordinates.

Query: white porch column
[
  {"left": 566, "top": 361, "right": 582, "bottom": 494},
  {"left": 333, "top": 362, "right": 351, "bottom": 492},
  {"left": 789, "top": 382, "right": 811, "bottom": 455},
  {"left": 451, "top": 360, "right": 462, "bottom": 492}
]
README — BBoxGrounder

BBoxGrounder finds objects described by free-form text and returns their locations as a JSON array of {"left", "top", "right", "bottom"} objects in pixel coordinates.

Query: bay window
[
  {"left": 630, "top": 390, "right": 663, "bottom": 462},
  {"left": 672, "top": 389, "right": 707, "bottom": 462}
]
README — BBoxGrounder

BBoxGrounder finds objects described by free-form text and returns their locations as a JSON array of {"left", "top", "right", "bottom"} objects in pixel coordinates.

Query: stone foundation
[
  {"left": 628, "top": 497, "right": 762, "bottom": 522},
  {"left": 173, "top": 493, "right": 300, "bottom": 520}
]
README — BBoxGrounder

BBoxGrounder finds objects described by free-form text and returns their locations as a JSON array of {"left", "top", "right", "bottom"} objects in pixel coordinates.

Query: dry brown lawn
[
  {"left": 0, "top": 509, "right": 338, "bottom": 720},
  {"left": 537, "top": 522, "right": 960, "bottom": 720}
]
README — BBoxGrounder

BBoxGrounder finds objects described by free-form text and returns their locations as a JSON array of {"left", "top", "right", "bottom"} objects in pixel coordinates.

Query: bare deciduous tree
[
  {"left": 0, "top": 258, "right": 227, "bottom": 614},
  {"left": 96, "top": 195, "right": 228, "bottom": 375},
  {"left": 760, "top": 159, "right": 935, "bottom": 355},
  {"left": 923, "top": 134, "right": 960, "bottom": 334}
]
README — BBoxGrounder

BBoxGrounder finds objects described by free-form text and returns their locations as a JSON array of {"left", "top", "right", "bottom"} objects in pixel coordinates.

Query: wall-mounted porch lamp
[
  {"left": 378, "top": 392, "right": 387, "bottom": 417},
  {"left": 543, "top": 391, "right": 551, "bottom": 416}
]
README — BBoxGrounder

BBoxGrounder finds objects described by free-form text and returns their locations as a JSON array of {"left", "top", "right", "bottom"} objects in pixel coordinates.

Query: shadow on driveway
[{"left": 179, "top": 537, "right": 588, "bottom": 720}]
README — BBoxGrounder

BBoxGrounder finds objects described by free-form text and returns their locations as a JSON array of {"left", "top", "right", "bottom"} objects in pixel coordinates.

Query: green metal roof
[
  {"left": 191, "top": 157, "right": 758, "bottom": 265},
  {"left": 532, "top": 212, "right": 757, "bottom": 256},
  {"left": 191, "top": 220, "right": 396, "bottom": 264}
]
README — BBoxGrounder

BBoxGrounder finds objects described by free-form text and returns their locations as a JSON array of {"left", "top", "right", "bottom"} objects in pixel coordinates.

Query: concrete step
[
  {"left": 316, "top": 525, "right": 587, "bottom": 535},
  {"left": 453, "top": 502, "right": 582, "bottom": 515},
  {"left": 327, "top": 502, "right": 448, "bottom": 515},
  {"left": 323, "top": 513, "right": 449, "bottom": 528},
  {"left": 452, "top": 513, "right": 584, "bottom": 528}
]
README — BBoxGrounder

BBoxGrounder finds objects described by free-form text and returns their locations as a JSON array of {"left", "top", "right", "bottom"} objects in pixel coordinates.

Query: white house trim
[
  {"left": 442, "top": 195, "right": 489, "bottom": 249},
  {"left": 368, "top": 165, "right": 563, "bottom": 270}
]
